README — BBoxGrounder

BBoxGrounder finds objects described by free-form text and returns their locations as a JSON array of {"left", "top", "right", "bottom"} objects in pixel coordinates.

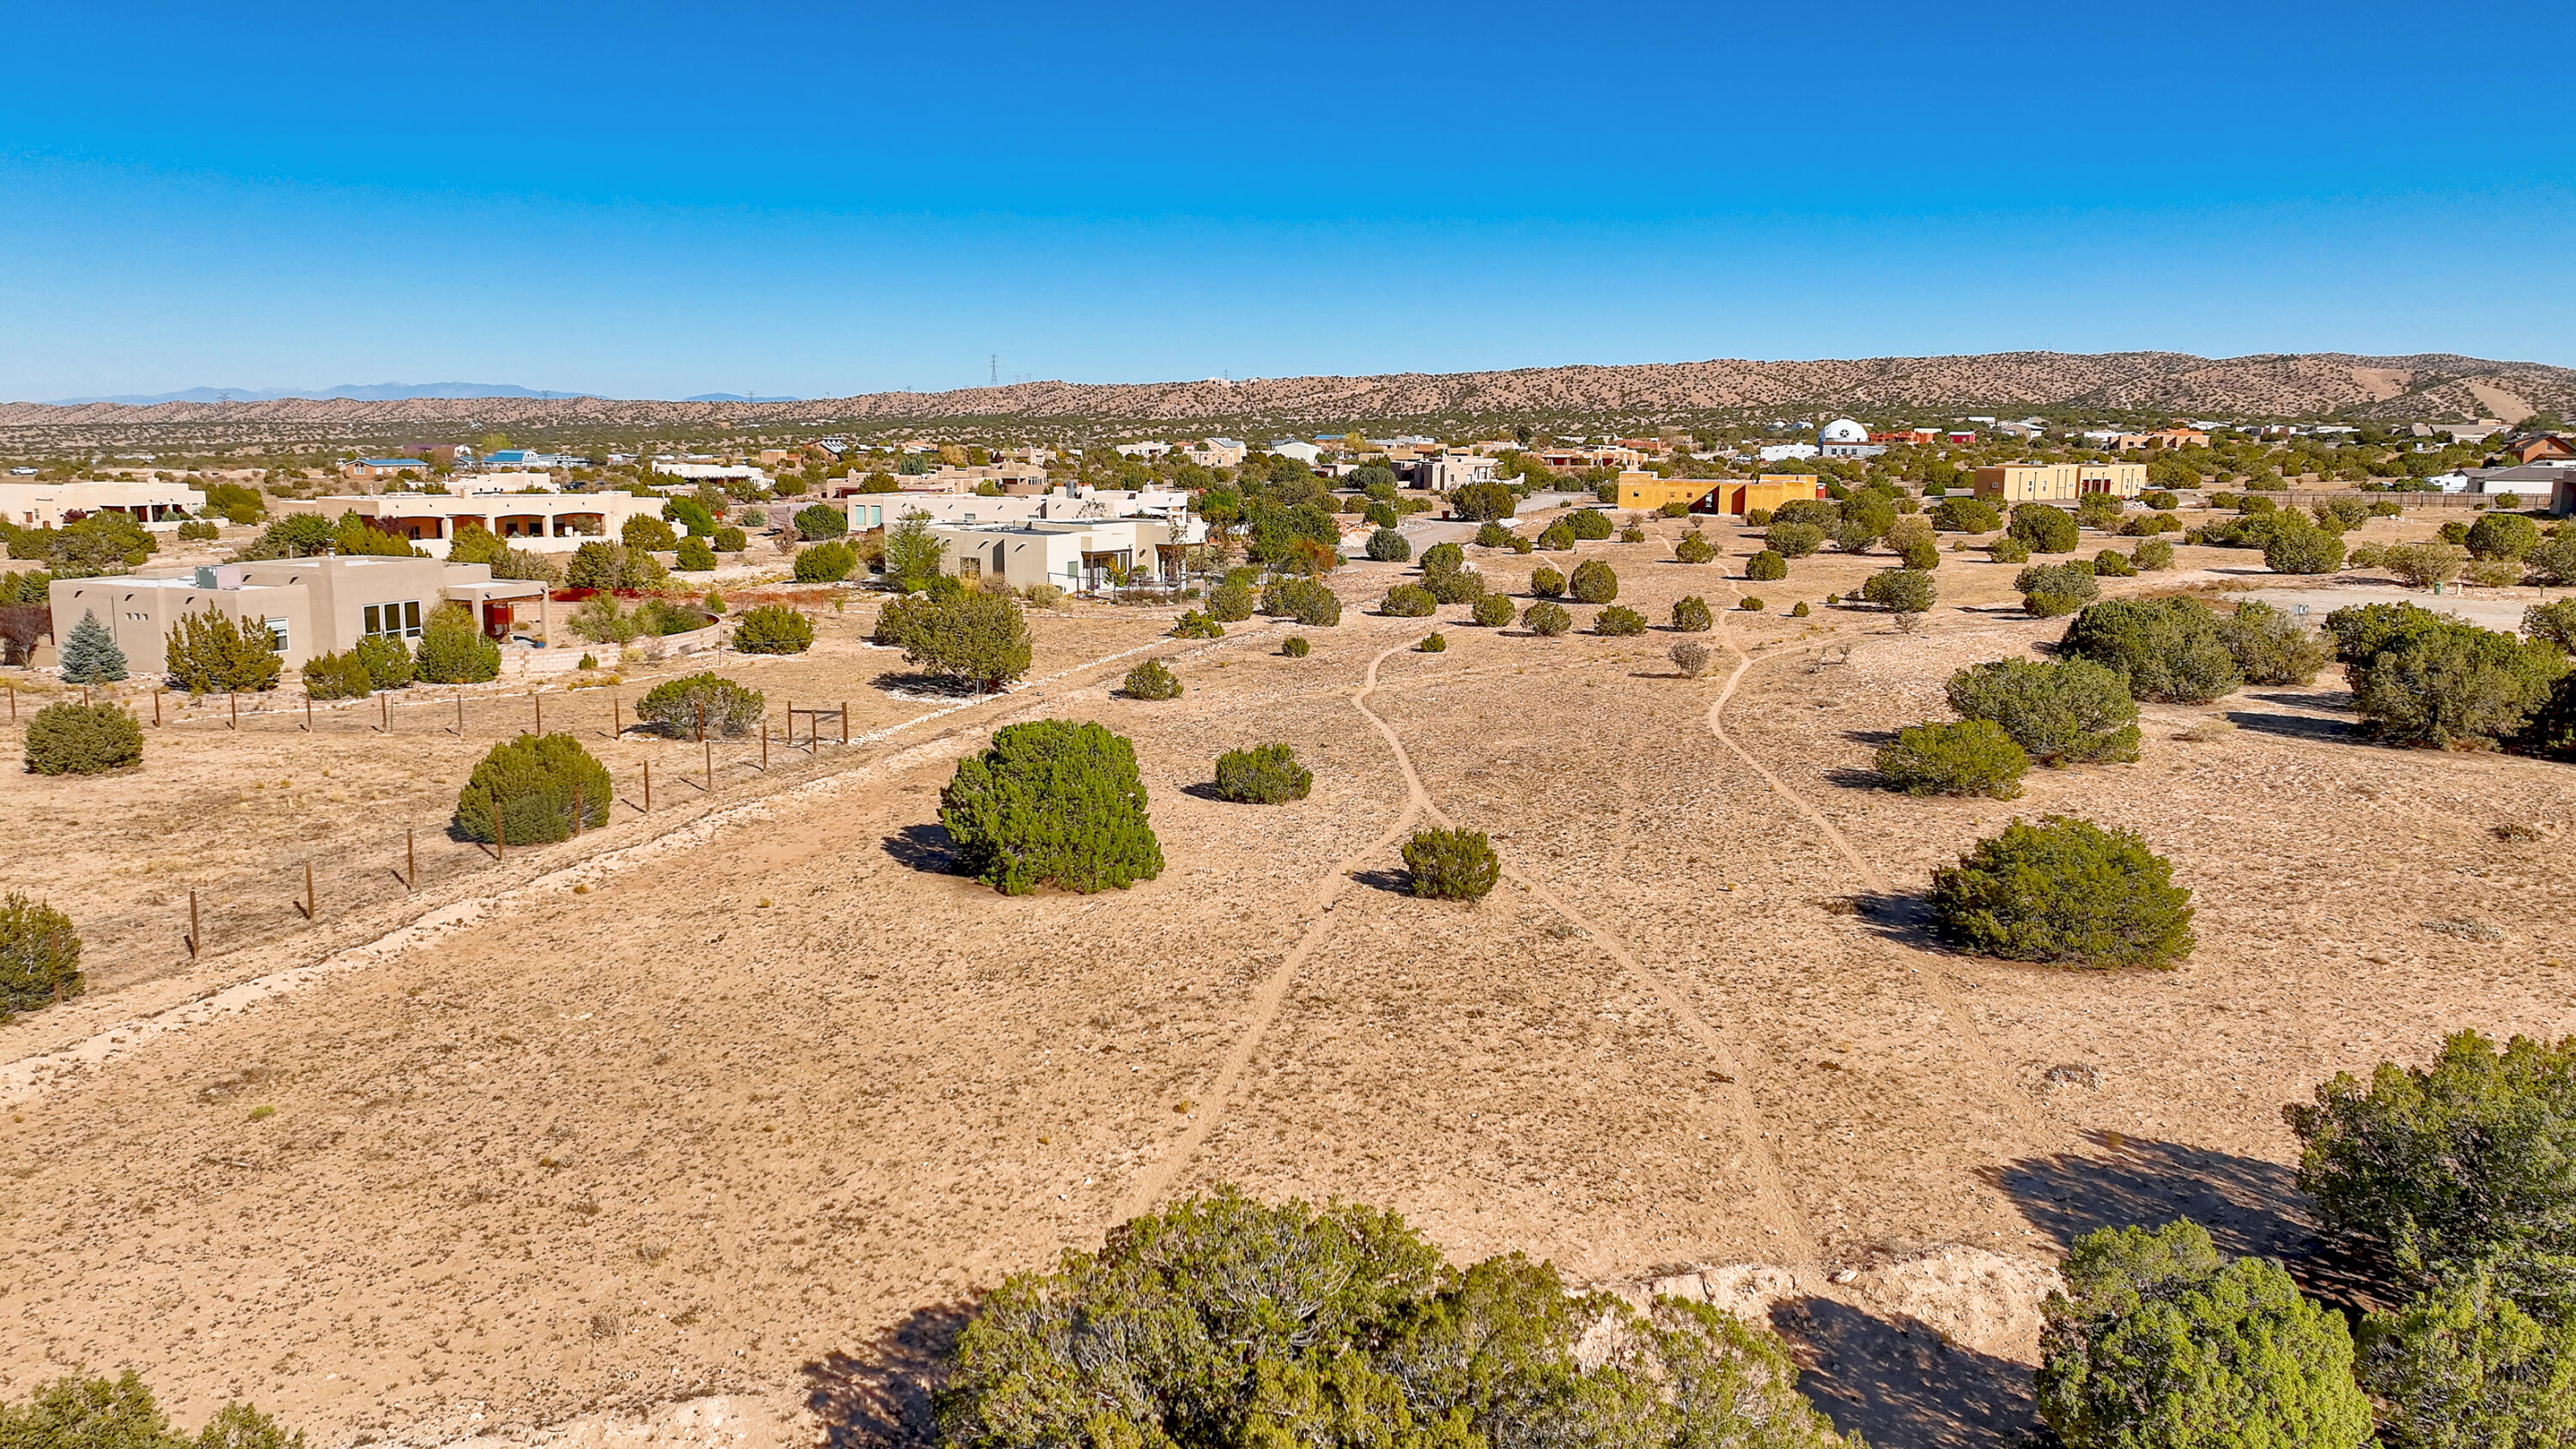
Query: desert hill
[{"left": 5, "top": 350, "right": 2569, "bottom": 447}]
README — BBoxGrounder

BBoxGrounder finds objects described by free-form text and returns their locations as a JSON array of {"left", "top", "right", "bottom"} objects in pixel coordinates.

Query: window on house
[
  {"left": 362, "top": 600, "right": 423, "bottom": 638},
  {"left": 263, "top": 618, "right": 289, "bottom": 652}
]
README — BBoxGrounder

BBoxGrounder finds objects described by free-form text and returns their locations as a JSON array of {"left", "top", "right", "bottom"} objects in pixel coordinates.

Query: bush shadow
[
  {"left": 1841, "top": 727, "right": 1902, "bottom": 747},
  {"left": 869, "top": 669, "right": 980, "bottom": 697},
  {"left": 2223, "top": 709, "right": 2351, "bottom": 742},
  {"left": 804, "top": 1300, "right": 974, "bottom": 1449},
  {"left": 1847, "top": 889, "right": 1946, "bottom": 952},
  {"left": 1346, "top": 866, "right": 1415, "bottom": 895},
  {"left": 2251, "top": 691, "right": 2354, "bottom": 711},
  {"left": 1777, "top": 1297, "right": 2037, "bottom": 1449},
  {"left": 882, "top": 823, "right": 958, "bottom": 874},
  {"left": 1821, "top": 765, "right": 1887, "bottom": 791}
]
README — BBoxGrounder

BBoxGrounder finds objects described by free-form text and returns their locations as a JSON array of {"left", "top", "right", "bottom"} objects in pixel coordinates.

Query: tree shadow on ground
[
  {"left": 2251, "top": 690, "right": 2354, "bottom": 711},
  {"left": 1841, "top": 727, "right": 1902, "bottom": 747},
  {"left": 1346, "top": 866, "right": 1415, "bottom": 895},
  {"left": 1822, "top": 765, "right": 1890, "bottom": 791},
  {"left": 882, "top": 823, "right": 957, "bottom": 874},
  {"left": 1847, "top": 889, "right": 1947, "bottom": 952},
  {"left": 1776, "top": 1298, "right": 2038, "bottom": 1449},
  {"left": 1987, "top": 1130, "right": 2387, "bottom": 1311},
  {"left": 868, "top": 669, "right": 982, "bottom": 697},
  {"left": 2224, "top": 709, "right": 2352, "bottom": 743},
  {"left": 804, "top": 1300, "right": 973, "bottom": 1449}
]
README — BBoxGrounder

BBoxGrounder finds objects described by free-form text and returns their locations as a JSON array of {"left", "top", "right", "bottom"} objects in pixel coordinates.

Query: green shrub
[
  {"left": 1537, "top": 521, "right": 1574, "bottom": 550},
  {"left": 1207, "top": 580, "right": 1255, "bottom": 621},
  {"left": 1765, "top": 521, "right": 1826, "bottom": 558},
  {"left": 2468, "top": 511, "right": 2542, "bottom": 561},
  {"left": 1468, "top": 593, "right": 1515, "bottom": 627},
  {"left": 1212, "top": 743, "right": 1311, "bottom": 804},
  {"left": 714, "top": 526, "right": 747, "bottom": 552},
  {"left": 1261, "top": 575, "right": 1341, "bottom": 625},
  {"left": 1528, "top": 564, "right": 1565, "bottom": 598},
  {"left": 1875, "top": 720, "right": 2026, "bottom": 799},
  {"left": 1425, "top": 568, "right": 1483, "bottom": 605},
  {"left": 878, "top": 590, "right": 1030, "bottom": 688},
  {"left": 0, "top": 892, "right": 82, "bottom": 1019},
  {"left": 2037, "top": 1221, "right": 2367, "bottom": 1449},
  {"left": 177, "top": 518, "right": 221, "bottom": 542},
  {"left": 2092, "top": 548, "right": 2136, "bottom": 577},
  {"left": 58, "top": 609, "right": 128, "bottom": 683},
  {"left": 2221, "top": 601, "right": 2330, "bottom": 685},
  {"left": 622, "top": 515, "right": 679, "bottom": 552},
  {"left": 1861, "top": 568, "right": 1935, "bottom": 615},
  {"left": 1674, "top": 530, "right": 1716, "bottom": 563},
  {"left": 793, "top": 502, "right": 848, "bottom": 540},
  {"left": 1121, "top": 658, "right": 1182, "bottom": 699},
  {"left": 1932, "top": 496, "right": 2002, "bottom": 533},
  {"left": 2265, "top": 521, "right": 2347, "bottom": 575},
  {"left": 2385, "top": 541, "right": 2466, "bottom": 589},
  {"left": 933, "top": 1189, "right": 1844, "bottom": 1449},
  {"left": 1594, "top": 605, "right": 1646, "bottom": 636},
  {"left": 2526, "top": 599, "right": 2576, "bottom": 654},
  {"left": 675, "top": 535, "right": 718, "bottom": 571},
  {"left": 2360, "top": 1253, "right": 2576, "bottom": 1449},
  {"left": 2142, "top": 490, "right": 2179, "bottom": 511},
  {"left": 635, "top": 673, "right": 765, "bottom": 737},
  {"left": 346, "top": 634, "right": 410, "bottom": 690},
  {"left": 1169, "top": 609, "right": 1223, "bottom": 639},
  {"left": 412, "top": 602, "right": 501, "bottom": 683},
  {"left": 1897, "top": 536, "right": 1941, "bottom": 570},
  {"left": 2015, "top": 561, "right": 2101, "bottom": 617},
  {"left": 1565, "top": 508, "right": 1613, "bottom": 540},
  {"left": 732, "top": 603, "right": 816, "bottom": 654},
  {"left": 1659, "top": 498, "right": 1692, "bottom": 518},
  {"left": 1452, "top": 480, "right": 1518, "bottom": 521},
  {"left": 2009, "top": 502, "right": 2079, "bottom": 553},
  {"left": 1745, "top": 507, "right": 1775, "bottom": 526},
  {"left": 1671, "top": 595, "right": 1713, "bottom": 632},
  {"left": 1365, "top": 527, "right": 1411, "bottom": 563},
  {"left": 2325, "top": 600, "right": 2447, "bottom": 665},
  {"left": 165, "top": 608, "right": 282, "bottom": 693},
  {"left": 1929, "top": 813, "right": 2195, "bottom": 966},
  {"left": 1739, "top": 596, "right": 1765, "bottom": 611},
  {"left": 1988, "top": 536, "right": 2032, "bottom": 563},
  {"left": 1774, "top": 498, "right": 1838, "bottom": 531},
  {"left": 1946, "top": 657, "right": 2141, "bottom": 764},
  {"left": 939, "top": 719, "right": 1163, "bottom": 894},
  {"left": 1522, "top": 600, "right": 1571, "bottom": 636},
  {"left": 1743, "top": 548, "right": 1788, "bottom": 581},
  {"left": 2062, "top": 598, "right": 2243, "bottom": 703},
  {"left": 1473, "top": 520, "right": 1512, "bottom": 548},
  {"left": 24, "top": 702, "right": 142, "bottom": 776},
  {"left": 2131, "top": 536, "right": 2175, "bottom": 570},
  {"left": 793, "top": 539, "right": 854, "bottom": 581},
  {"left": 0, "top": 1373, "right": 306, "bottom": 1449},
  {"left": 1790, "top": 600, "right": 1810, "bottom": 616},
  {"left": 453, "top": 733, "right": 612, "bottom": 844},
  {"left": 2354, "top": 622, "right": 2565, "bottom": 748},
  {"left": 2522, "top": 535, "right": 2576, "bottom": 587},
  {"left": 1281, "top": 635, "right": 1310, "bottom": 657},
  {"left": 300, "top": 649, "right": 375, "bottom": 700},
  {"left": 1569, "top": 560, "right": 1618, "bottom": 603},
  {"left": 1379, "top": 583, "right": 1437, "bottom": 617},
  {"left": 1403, "top": 827, "right": 1499, "bottom": 900},
  {"left": 1418, "top": 541, "right": 1464, "bottom": 577},
  {"left": 1418, "top": 631, "right": 1447, "bottom": 652},
  {"left": 565, "top": 540, "right": 666, "bottom": 592}
]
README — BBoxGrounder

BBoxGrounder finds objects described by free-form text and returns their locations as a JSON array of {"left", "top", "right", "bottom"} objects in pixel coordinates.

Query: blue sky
[{"left": 4, "top": 0, "right": 2573, "bottom": 401}]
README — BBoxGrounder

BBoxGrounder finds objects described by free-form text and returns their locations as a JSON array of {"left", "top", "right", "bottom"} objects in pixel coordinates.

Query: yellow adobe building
[
  {"left": 1970, "top": 462, "right": 2147, "bottom": 502},
  {"left": 1613, "top": 472, "right": 1825, "bottom": 515},
  {"left": 1613, "top": 472, "right": 1717, "bottom": 511},
  {"left": 1725, "top": 476, "right": 1827, "bottom": 515}
]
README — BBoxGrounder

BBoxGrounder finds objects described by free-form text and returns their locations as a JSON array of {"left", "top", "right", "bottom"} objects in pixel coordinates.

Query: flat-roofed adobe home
[
  {"left": 0, "top": 478, "right": 207, "bottom": 530},
  {"left": 48, "top": 557, "right": 546, "bottom": 672},
  {"left": 271, "top": 480, "right": 666, "bottom": 557},
  {"left": 1970, "top": 462, "right": 2147, "bottom": 502}
]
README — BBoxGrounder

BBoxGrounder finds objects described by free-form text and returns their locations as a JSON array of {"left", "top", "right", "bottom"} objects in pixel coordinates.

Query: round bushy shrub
[
  {"left": 793, "top": 502, "right": 848, "bottom": 541},
  {"left": 939, "top": 719, "right": 1163, "bottom": 894},
  {"left": 300, "top": 648, "right": 374, "bottom": 700},
  {"left": 1379, "top": 583, "right": 1437, "bottom": 617},
  {"left": 793, "top": 539, "right": 855, "bottom": 581},
  {"left": 454, "top": 733, "right": 613, "bottom": 844},
  {"left": 1469, "top": 593, "right": 1515, "bottom": 627},
  {"left": 1930, "top": 814, "right": 2195, "bottom": 967},
  {"left": 2015, "top": 561, "right": 2101, "bottom": 618},
  {"left": 1418, "top": 542, "right": 1464, "bottom": 577},
  {"left": 1418, "top": 631, "right": 1447, "bottom": 652},
  {"left": 1897, "top": 536, "right": 1941, "bottom": 570},
  {"left": 0, "top": 892, "right": 82, "bottom": 1017},
  {"left": 1403, "top": 827, "right": 1498, "bottom": 901},
  {"left": 2521, "top": 534, "right": 2576, "bottom": 587},
  {"left": 2142, "top": 490, "right": 2179, "bottom": 511},
  {"left": 1594, "top": 605, "right": 1646, "bottom": 636},
  {"left": 1988, "top": 536, "right": 2032, "bottom": 564},
  {"left": 1121, "top": 658, "right": 1182, "bottom": 699},
  {"left": 732, "top": 603, "right": 815, "bottom": 654},
  {"left": 675, "top": 535, "right": 718, "bottom": 571},
  {"left": 1527, "top": 565, "right": 1565, "bottom": 599},
  {"left": 24, "top": 701, "right": 143, "bottom": 775},
  {"left": 2467, "top": 511, "right": 2541, "bottom": 561},
  {"left": 1670, "top": 640, "right": 1713, "bottom": 676},
  {"left": 1674, "top": 531, "right": 1716, "bottom": 564},
  {"left": 1744, "top": 549, "right": 1788, "bottom": 581},
  {"left": 623, "top": 515, "right": 680, "bottom": 551},
  {"left": 2353, "top": 623, "right": 2566, "bottom": 749},
  {"left": 414, "top": 602, "right": 501, "bottom": 683},
  {"left": 1522, "top": 601, "right": 1571, "bottom": 636},
  {"left": 714, "top": 526, "right": 748, "bottom": 552},
  {"left": 1672, "top": 595, "right": 1713, "bottom": 632},
  {"left": 2092, "top": 549, "right": 2136, "bottom": 578},
  {"left": 2131, "top": 536, "right": 2175, "bottom": 570},
  {"left": 636, "top": 672, "right": 765, "bottom": 737},
  {"left": 2264, "top": 522, "right": 2345, "bottom": 575},
  {"left": 1790, "top": 600, "right": 1810, "bottom": 616},
  {"left": 2009, "top": 503, "right": 2079, "bottom": 553},
  {"left": 1365, "top": 527, "right": 1411, "bottom": 563},
  {"left": 1946, "top": 657, "right": 2141, "bottom": 764},
  {"left": 1281, "top": 635, "right": 1310, "bottom": 657},
  {"left": 1261, "top": 575, "right": 1342, "bottom": 626},
  {"left": 1862, "top": 568, "right": 1936, "bottom": 615},
  {"left": 1537, "top": 521, "right": 1574, "bottom": 551},
  {"left": 1170, "top": 610, "right": 1224, "bottom": 639},
  {"left": 1765, "top": 521, "right": 1826, "bottom": 558},
  {"left": 2526, "top": 598, "right": 2576, "bottom": 654},
  {"left": 1212, "top": 743, "right": 1312, "bottom": 804},
  {"left": 1569, "top": 560, "right": 1618, "bottom": 604},
  {"left": 1473, "top": 520, "right": 1512, "bottom": 548},
  {"left": 165, "top": 608, "right": 283, "bottom": 694},
  {"left": 1739, "top": 596, "right": 1765, "bottom": 612},
  {"left": 2221, "top": 602, "right": 2329, "bottom": 685},
  {"left": 1207, "top": 581, "right": 1256, "bottom": 621},
  {"left": 1427, "top": 568, "right": 1485, "bottom": 605},
  {"left": 2062, "top": 598, "right": 2243, "bottom": 703},
  {"left": 1875, "top": 720, "right": 2027, "bottom": 799},
  {"left": 1659, "top": 499, "right": 1692, "bottom": 518},
  {"left": 1565, "top": 508, "right": 1613, "bottom": 541},
  {"left": 1932, "top": 496, "right": 2002, "bottom": 533}
]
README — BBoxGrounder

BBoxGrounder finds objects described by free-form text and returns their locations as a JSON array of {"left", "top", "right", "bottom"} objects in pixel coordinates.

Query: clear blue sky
[{"left": 4, "top": 0, "right": 2572, "bottom": 401}]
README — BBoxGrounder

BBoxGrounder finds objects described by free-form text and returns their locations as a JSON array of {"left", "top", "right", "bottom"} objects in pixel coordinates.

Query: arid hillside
[{"left": 6, "top": 350, "right": 2570, "bottom": 449}]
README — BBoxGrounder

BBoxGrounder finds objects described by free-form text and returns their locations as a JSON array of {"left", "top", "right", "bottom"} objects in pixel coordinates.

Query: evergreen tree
[{"left": 58, "top": 609, "right": 127, "bottom": 683}]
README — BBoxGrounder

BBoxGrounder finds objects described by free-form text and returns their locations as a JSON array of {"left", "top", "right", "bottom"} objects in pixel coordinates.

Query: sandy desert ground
[{"left": 4, "top": 501, "right": 2573, "bottom": 1449}]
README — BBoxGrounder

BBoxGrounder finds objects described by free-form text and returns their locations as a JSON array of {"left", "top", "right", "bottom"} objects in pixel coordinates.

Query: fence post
[
  {"left": 6, "top": 683, "right": 13, "bottom": 721},
  {"left": 642, "top": 760, "right": 651, "bottom": 812},
  {"left": 407, "top": 828, "right": 416, "bottom": 890},
  {"left": 304, "top": 861, "right": 315, "bottom": 920},
  {"left": 841, "top": 702, "right": 848, "bottom": 746},
  {"left": 155, "top": 689, "right": 162, "bottom": 727},
  {"left": 456, "top": 690, "right": 465, "bottom": 736},
  {"left": 381, "top": 691, "right": 389, "bottom": 733},
  {"left": 533, "top": 690, "right": 542, "bottom": 734},
  {"left": 696, "top": 702, "right": 705, "bottom": 744},
  {"left": 305, "top": 695, "right": 313, "bottom": 732},
  {"left": 704, "top": 736, "right": 712, "bottom": 790},
  {"left": 613, "top": 695, "right": 620, "bottom": 738},
  {"left": 492, "top": 801, "right": 506, "bottom": 860},
  {"left": 189, "top": 889, "right": 199, "bottom": 957},
  {"left": 82, "top": 685, "right": 90, "bottom": 706},
  {"left": 761, "top": 722, "right": 768, "bottom": 771},
  {"left": 230, "top": 692, "right": 238, "bottom": 729}
]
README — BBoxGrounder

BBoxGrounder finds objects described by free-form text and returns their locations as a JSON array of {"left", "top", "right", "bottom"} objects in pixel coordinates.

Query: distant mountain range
[
  {"left": 681, "top": 393, "right": 804, "bottom": 404},
  {"left": 40, "top": 381, "right": 597, "bottom": 405}
]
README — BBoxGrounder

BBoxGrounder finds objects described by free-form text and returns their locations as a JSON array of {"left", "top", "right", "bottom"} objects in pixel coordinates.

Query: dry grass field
[{"left": 4, "top": 500, "right": 2573, "bottom": 1449}]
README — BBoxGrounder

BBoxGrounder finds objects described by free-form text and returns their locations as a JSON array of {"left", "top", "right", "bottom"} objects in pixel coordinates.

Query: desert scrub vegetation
[
  {"left": 1930, "top": 814, "right": 2195, "bottom": 967},
  {"left": 1168, "top": 609, "right": 1223, "bottom": 639},
  {"left": 2263, "top": 519, "right": 2346, "bottom": 575},
  {"left": 2060, "top": 598, "right": 2243, "bottom": 703},
  {"left": 1426, "top": 567, "right": 1485, "bottom": 604},
  {"left": 1261, "top": 575, "right": 1341, "bottom": 626},
  {"left": 1764, "top": 521, "right": 1825, "bottom": 558},
  {"left": 1594, "top": 605, "right": 1646, "bottom": 636},
  {"left": 1418, "top": 631, "right": 1447, "bottom": 652},
  {"left": 1418, "top": 541, "right": 1464, "bottom": 577},
  {"left": 165, "top": 607, "right": 282, "bottom": 694},
  {"left": 1527, "top": 564, "right": 1565, "bottom": 599},
  {"left": 1403, "top": 827, "right": 1500, "bottom": 901},
  {"left": 1521, "top": 600, "right": 1572, "bottom": 636},
  {"left": 2220, "top": 601, "right": 2330, "bottom": 685},
  {"left": 453, "top": 733, "right": 613, "bottom": 844},
  {"left": 1365, "top": 526, "right": 1411, "bottom": 563},
  {"left": 2131, "top": 536, "right": 2175, "bottom": 570},
  {"left": 636, "top": 673, "right": 765, "bottom": 737},
  {"left": 1861, "top": 567, "right": 1935, "bottom": 617},
  {"left": 1, "top": 892, "right": 83, "bottom": 1019},
  {"left": 1946, "top": 657, "right": 2142, "bottom": 765},
  {"left": 793, "top": 538, "right": 855, "bottom": 582},
  {"left": 1281, "top": 636, "right": 1310, "bottom": 657},
  {"left": 1931, "top": 496, "right": 2002, "bottom": 533},
  {"left": 1568, "top": 560, "right": 1619, "bottom": 603},
  {"left": 1874, "top": 720, "right": 2027, "bottom": 799},
  {"left": 25, "top": 701, "right": 144, "bottom": 776},
  {"left": 1470, "top": 593, "right": 1515, "bottom": 627},
  {"left": 1738, "top": 596, "right": 1765, "bottom": 612},
  {"left": 933, "top": 1188, "right": 1847, "bottom": 1449},
  {"left": 1674, "top": 530, "right": 1716, "bottom": 563},
  {"left": 1212, "top": 744, "right": 1311, "bottom": 804},
  {"left": 1379, "top": 582, "right": 1437, "bottom": 618},
  {"left": 1744, "top": 549, "right": 1788, "bottom": 581},
  {"left": 0, "top": 1371, "right": 306, "bottom": 1449},
  {"left": 939, "top": 720, "right": 1163, "bottom": 894},
  {"left": 2014, "top": 561, "right": 2100, "bottom": 618},
  {"left": 2351, "top": 620, "right": 2566, "bottom": 750},
  {"left": 1121, "top": 658, "right": 1182, "bottom": 699},
  {"left": 1206, "top": 579, "right": 1255, "bottom": 621},
  {"left": 1670, "top": 640, "right": 1713, "bottom": 677},
  {"left": 2008, "top": 502, "right": 2079, "bottom": 553},
  {"left": 1671, "top": 595, "right": 1713, "bottom": 632},
  {"left": 731, "top": 602, "right": 816, "bottom": 654},
  {"left": 415, "top": 602, "right": 502, "bottom": 684}
]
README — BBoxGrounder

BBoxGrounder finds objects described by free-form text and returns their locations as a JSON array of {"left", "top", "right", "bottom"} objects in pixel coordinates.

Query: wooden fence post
[
  {"left": 456, "top": 690, "right": 465, "bottom": 736},
  {"left": 533, "top": 690, "right": 542, "bottom": 734},
  {"left": 304, "top": 861, "right": 315, "bottom": 920},
  {"left": 704, "top": 737, "right": 712, "bottom": 790},
  {"left": 304, "top": 695, "right": 313, "bottom": 732},
  {"left": 407, "top": 828, "right": 416, "bottom": 890},
  {"left": 841, "top": 702, "right": 848, "bottom": 746},
  {"left": 492, "top": 801, "right": 506, "bottom": 860},
  {"left": 642, "top": 760, "right": 651, "bottom": 813},
  {"left": 188, "top": 889, "right": 199, "bottom": 957},
  {"left": 381, "top": 691, "right": 389, "bottom": 733},
  {"left": 761, "top": 722, "right": 768, "bottom": 771},
  {"left": 230, "top": 692, "right": 238, "bottom": 729},
  {"left": 154, "top": 689, "right": 161, "bottom": 727}
]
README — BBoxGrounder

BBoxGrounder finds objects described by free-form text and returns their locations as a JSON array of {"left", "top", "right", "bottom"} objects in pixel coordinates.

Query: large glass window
[
  {"left": 262, "top": 618, "right": 289, "bottom": 653},
  {"left": 363, "top": 600, "right": 424, "bottom": 638}
]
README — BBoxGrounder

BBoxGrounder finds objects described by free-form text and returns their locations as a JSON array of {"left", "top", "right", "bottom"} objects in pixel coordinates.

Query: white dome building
[{"left": 1819, "top": 417, "right": 1869, "bottom": 444}]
